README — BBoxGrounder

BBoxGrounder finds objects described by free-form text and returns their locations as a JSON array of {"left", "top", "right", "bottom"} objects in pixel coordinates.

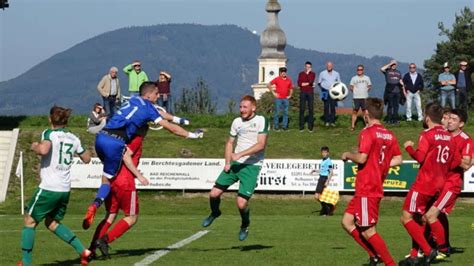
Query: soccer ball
[{"left": 329, "top": 82, "right": 349, "bottom": 101}]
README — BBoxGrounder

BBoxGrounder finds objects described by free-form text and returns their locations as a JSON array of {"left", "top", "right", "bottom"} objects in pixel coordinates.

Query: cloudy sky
[{"left": 0, "top": 0, "right": 471, "bottom": 81}]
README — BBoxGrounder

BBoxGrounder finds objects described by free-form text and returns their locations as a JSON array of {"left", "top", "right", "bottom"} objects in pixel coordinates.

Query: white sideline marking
[{"left": 134, "top": 230, "right": 209, "bottom": 266}]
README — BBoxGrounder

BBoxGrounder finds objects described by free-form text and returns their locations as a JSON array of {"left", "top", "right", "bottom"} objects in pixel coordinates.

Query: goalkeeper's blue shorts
[{"left": 95, "top": 131, "right": 126, "bottom": 179}]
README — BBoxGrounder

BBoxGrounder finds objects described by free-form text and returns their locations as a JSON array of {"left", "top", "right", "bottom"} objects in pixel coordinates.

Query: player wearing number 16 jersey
[
  {"left": 400, "top": 103, "right": 460, "bottom": 265},
  {"left": 424, "top": 109, "right": 472, "bottom": 259},
  {"left": 341, "top": 98, "right": 402, "bottom": 266}
]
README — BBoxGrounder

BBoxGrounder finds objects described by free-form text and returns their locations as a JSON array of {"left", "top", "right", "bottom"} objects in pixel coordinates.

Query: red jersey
[
  {"left": 355, "top": 124, "right": 401, "bottom": 197},
  {"left": 111, "top": 135, "right": 144, "bottom": 191},
  {"left": 444, "top": 131, "right": 472, "bottom": 193},
  {"left": 270, "top": 76, "right": 293, "bottom": 99},
  {"left": 406, "top": 125, "right": 459, "bottom": 196}
]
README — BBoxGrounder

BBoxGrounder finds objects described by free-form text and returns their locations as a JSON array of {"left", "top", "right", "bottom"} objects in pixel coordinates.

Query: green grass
[
  {"left": 1, "top": 192, "right": 473, "bottom": 265},
  {"left": 1, "top": 114, "right": 474, "bottom": 265}
]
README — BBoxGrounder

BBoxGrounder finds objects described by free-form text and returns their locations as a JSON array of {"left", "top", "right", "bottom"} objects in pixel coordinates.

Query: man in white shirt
[{"left": 349, "top": 65, "right": 372, "bottom": 130}]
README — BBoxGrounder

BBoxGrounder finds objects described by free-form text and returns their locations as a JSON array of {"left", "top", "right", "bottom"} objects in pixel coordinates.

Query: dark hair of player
[
  {"left": 50, "top": 106, "right": 72, "bottom": 126},
  {"left": 365, "top": 97, "right": 384, "bottom": 120},
  {"left": 424, "top": 102, "right": 443, "bottom": 124},
  {"left": 443, "top": 107, "right": 452, "bottom": 115},
  {"left": 139, "top": 81, "right": 158, "bottom": 96},
  {"left": 321, "top": 146, "right": 330, "bottom": 152},
  {"left": 241, "top": 95, "right": 257, "bottom": 107},
  {"left": 450, "top": 109, "right": 468, "bottom": 123}
]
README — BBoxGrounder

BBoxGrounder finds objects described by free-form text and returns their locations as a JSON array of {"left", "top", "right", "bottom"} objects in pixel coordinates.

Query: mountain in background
[{"left": 0, "top": 24, "right": 410, "bottom": 115}]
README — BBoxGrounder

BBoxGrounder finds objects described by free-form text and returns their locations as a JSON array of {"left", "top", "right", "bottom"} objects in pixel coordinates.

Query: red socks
[
  {"left": 429, "top": 220, "right": 446, "bottom": 249},
  {"left": 350, "top": 228, "right": 376, "bottom": 257},
  {"left": 404, "top": 220, "right": 432, "bottom": 255},
  {"left": 90, "top": 220, "right": 111, "bottom": 250},
  {"left": 106, "top": 219, "right": 131, "bottom": 244},
  {"left": 367, "top": 233, "right": 395, "bottom": 266}
]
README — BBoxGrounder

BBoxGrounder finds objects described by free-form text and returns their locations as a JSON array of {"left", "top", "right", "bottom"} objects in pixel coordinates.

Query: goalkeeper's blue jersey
[{"left": 105, "top": 96, "right": 162, "bottom": 140}]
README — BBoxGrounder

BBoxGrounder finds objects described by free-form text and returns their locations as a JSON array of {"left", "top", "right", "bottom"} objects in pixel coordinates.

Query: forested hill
[{"left": 0, "top": 24, "right": 409, "bottom": 115}]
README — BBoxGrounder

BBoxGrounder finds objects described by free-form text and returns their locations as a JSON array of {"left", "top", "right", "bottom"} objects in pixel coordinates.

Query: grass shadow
[
  {"left": 187, "top": 244, "right": 273, "bottom": 252},
  {"left": 111, "top": 247, "right": 166, "bottom": 258}
]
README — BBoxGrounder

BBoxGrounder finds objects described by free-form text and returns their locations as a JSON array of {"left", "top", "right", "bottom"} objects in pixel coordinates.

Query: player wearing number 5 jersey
[
  {"left": 83, "top": 82, "right": 204, "bottom": 230},
  {"left": 400, "top": 103, "right": 460, "bottom": 265},
  {"left": 19, "top": 106, "right": 92, "bottom": 266},
  {"left": 341, "top": 98, "right": 402, "bottom": 266}
]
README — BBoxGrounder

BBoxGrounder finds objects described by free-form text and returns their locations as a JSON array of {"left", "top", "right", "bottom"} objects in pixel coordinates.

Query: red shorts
[
  {"left": 402, "top": 189, "right": 435, "bottom": 215},
  {"left": 345, "top": 196, "right": 381, "bottom": 227},
  {"left": 105, "top": 187, "right": 139, "bottom": 216},
  {"left": 433, "top": 188, "right": 459, "bottom": 214}
]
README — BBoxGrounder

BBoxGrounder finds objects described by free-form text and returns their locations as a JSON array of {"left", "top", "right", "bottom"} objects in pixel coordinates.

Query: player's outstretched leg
[
  {"left": 237, "top": 196, "right": 250, "bottom": 241},
  {"left": 46, "top": 219, "right": 92, "bottom": 265},
  {"left": 202, "top": 187, "right": 224, "bottom": 227},
  {"left": 83, "top": 177, "right": 111, "bottom": 229}
]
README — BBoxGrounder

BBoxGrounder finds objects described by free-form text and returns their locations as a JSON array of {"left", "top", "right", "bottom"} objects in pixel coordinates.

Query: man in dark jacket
[
  {"left": 402, "top": 63, "right": 424, "bottom": 121},
  {"left": 381, "top": 60, "right": 404, "bottom": 125},
  {"left": 454, "top": 61, "right": 472, "bottom": 110},
  {"left": 297, "top": 61, "right": 316, "bottom": 132}
]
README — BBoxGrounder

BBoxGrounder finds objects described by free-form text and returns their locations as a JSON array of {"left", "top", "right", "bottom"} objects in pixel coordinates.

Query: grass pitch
[{"left": 1, "top": 191, "right": 473, "bottom": 265}]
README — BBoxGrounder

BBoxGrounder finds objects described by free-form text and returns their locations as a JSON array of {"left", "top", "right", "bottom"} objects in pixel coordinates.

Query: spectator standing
[
  {"left": 156, "top": 71, "right": 173, "bottom": 112},
  {"left": 438, "top": 62, "right": 456, "bottom": 109},
  {"left": 297, "top": 61, "right": 316, "bottom": 132},
  {"left": 454, "top": 61, "right": 472, "bottom": 110},
  {"left": 268, "top": 67, "right": 293, "bottom": 131},
  {"left": 318, "top": 62, "right": 341, "bottom": 127},
  {"left": 381, "top": 60, "right": 404, "bottom": 125},
  {"left": 402, "top": 63, "right": 424, "bottom": 121},
  {"left": 87, "top": 103, "right": 107, "bottom": 134},
  {"left": 97, "top": 67, "right": 121, "bottom": 118},
  {"left": 123, "top": 60, "right": 149, "bottom": 96},
  {"left": 349, "top": 64, "right": 372, "bottom": 130}
]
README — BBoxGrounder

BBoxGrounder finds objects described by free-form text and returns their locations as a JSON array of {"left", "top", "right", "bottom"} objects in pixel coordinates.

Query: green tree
[
  {"left": 174, "top": 77, "right": 217, "bottom": 114},
  {"left": 423, "top": 7, "right": 473, "bottom": 105}
]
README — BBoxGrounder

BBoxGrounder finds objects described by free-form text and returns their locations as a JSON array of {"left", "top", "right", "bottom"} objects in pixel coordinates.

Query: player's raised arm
[
  {"left": 157, "top": 119, "right": 202, "bottom": 139},
  {"left": 404, "top": 135, "right": 429, "bottom": 163}
]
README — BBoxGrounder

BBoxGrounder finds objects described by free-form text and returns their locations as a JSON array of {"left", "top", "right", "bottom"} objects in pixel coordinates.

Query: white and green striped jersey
[
  {"left": 230, "top": 115, "right": 269, "bottom": 165},
  {"left": 39, "top": 128, "right": 85, "bottom": 192}
]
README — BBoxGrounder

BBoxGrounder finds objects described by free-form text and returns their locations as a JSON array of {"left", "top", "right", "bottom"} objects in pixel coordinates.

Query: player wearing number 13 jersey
[
  {"left": 342, "top": 98, "right": 402, "bottom": 266},
  {"left": 400, "top": 103, "right": 460, "bottom": 265},
  {"left": 19, "top": 106, "right": 92, "bottom": 266}
]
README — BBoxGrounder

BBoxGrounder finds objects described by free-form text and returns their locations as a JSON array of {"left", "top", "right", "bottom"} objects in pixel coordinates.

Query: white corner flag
[{"left": 16, "top": 151, "right": 24, "bottom": 215}]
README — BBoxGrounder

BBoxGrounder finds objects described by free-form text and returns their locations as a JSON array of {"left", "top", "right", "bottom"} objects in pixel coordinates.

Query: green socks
[
  {"left": 21, "top": 226, "right": 35, "bottom": 265},
  {"left": 53, "top": 223, "right": 85, "bottom": 254},
  {"left": 239, "top": 207, "right": 250, "bottom": 228}
]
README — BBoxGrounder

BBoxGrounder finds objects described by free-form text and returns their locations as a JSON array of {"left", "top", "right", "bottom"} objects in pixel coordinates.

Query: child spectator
[
  {"left": 87, "top": 103, "right": 107, "bottom": 134},
  {"left": 312, "top": 146, "right": 334, "bottom": 215}
]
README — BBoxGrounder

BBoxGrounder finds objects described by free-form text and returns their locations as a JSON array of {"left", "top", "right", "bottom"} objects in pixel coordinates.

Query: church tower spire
[{"left": 251, "top": 0, "right": 288, "bottom": 100}]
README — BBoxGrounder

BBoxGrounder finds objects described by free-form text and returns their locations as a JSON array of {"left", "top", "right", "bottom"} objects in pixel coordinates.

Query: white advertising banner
[
  {"left": 71, "top": 158, "right": 345, "bottom": 191},
  {"left": 463, "top": 167, "right": 474, "bottom": 192}
]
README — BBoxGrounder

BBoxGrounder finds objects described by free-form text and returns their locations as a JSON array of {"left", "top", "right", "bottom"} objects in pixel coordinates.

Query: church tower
[{"left": 251, "top": 0, "right": 287, "bottom": 100}]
